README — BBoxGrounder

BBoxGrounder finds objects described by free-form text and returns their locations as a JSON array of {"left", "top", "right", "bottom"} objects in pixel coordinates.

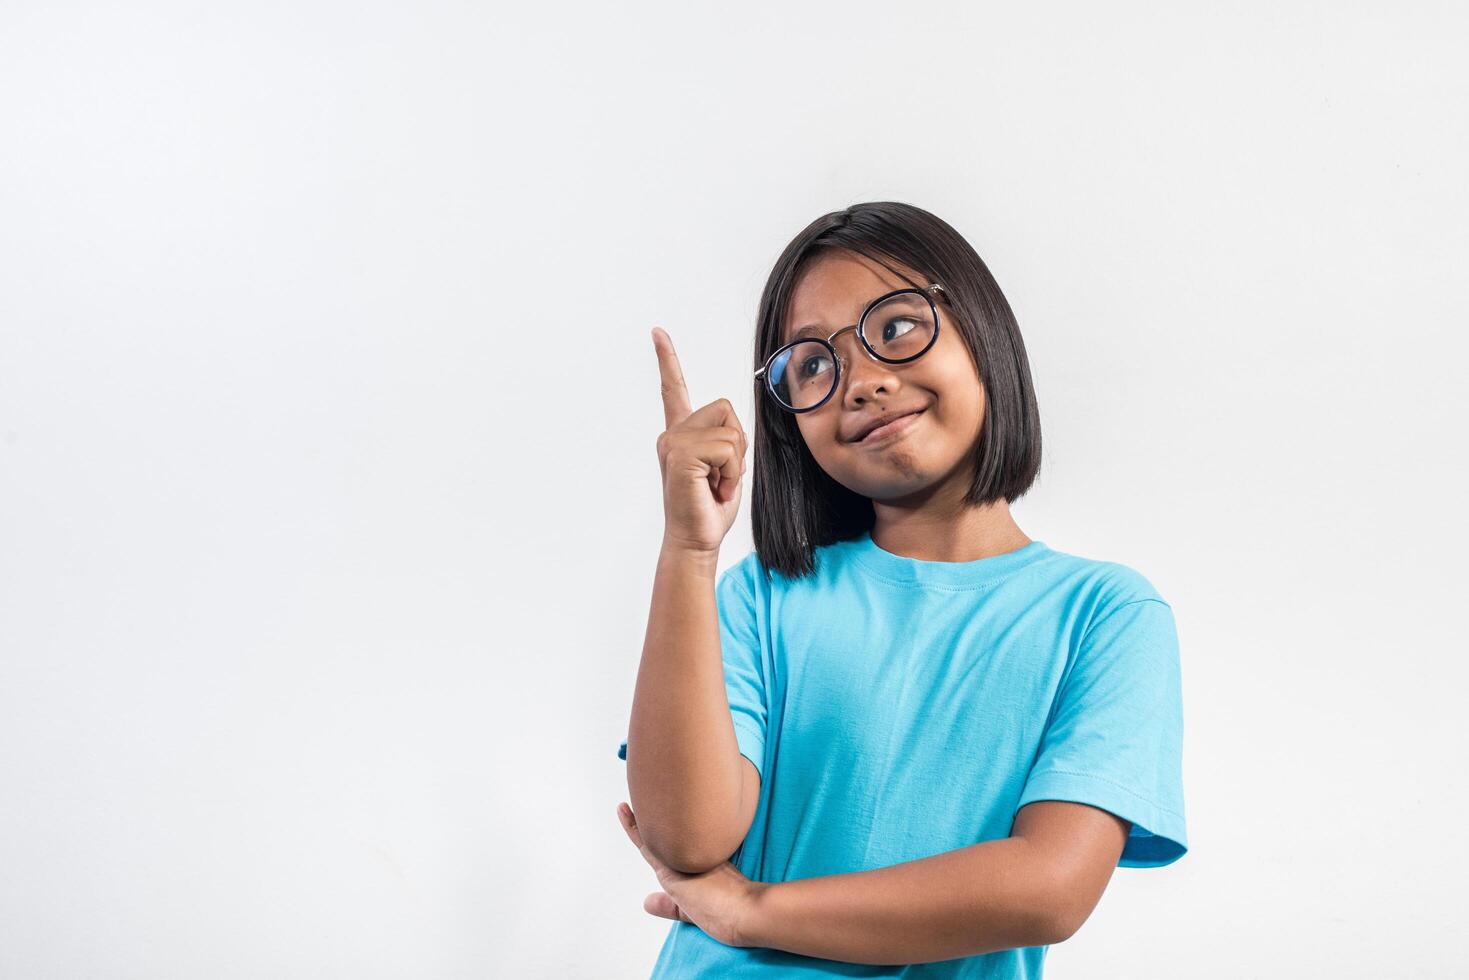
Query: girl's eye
[
  {"left": 881, "top": 317, "right": 920, "bottom": 343},
  {"left": 800, "top": 353, "right": 833, "bottom": 380}
]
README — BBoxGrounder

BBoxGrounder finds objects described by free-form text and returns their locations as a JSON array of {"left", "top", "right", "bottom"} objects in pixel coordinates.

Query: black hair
[{"left": 749, "top": 201, "right": 1042, "bottom": 580}]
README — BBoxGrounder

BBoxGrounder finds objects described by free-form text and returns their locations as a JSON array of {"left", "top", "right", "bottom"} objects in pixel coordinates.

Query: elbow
[
  {"left": 1021, "top": 862, "right": 1092, "bottom": 947},
  {"left": 667, "top": 830, "right": 743, "bottom": 874},
  {"left": 1035, "top": 891, "right": 1095, "bottom": 947},
  {"left": 639, "top": 826, "right": 738, "bottom": 876},
  {"left": 668, "top": 851, "right": 732, "bottom": 876},
  {"left": 1036, "top": 906, "right": 1082, "bottom": 947},
  {"left": 651, "top": 841, "right": 735, "bottom": 876}
]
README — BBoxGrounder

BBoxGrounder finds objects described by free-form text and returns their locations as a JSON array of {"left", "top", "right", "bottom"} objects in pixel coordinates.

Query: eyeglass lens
[{"left": 767, "top": 292, "right": 936, "bottom": 411}]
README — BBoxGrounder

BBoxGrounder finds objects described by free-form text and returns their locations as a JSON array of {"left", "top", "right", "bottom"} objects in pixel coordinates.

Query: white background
[{"left": 2, "top": 2, "right": 1465, "bottom": 977}]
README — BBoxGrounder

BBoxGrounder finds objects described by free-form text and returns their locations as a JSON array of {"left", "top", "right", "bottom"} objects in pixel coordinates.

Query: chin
[{"left": 846, "top": 460, "right": 938, "bottom": 495}]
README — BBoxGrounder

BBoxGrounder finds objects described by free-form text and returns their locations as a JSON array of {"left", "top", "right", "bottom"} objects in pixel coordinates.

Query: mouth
[{"left": 854, "top": 409, "right": 926, "bottom": 446}]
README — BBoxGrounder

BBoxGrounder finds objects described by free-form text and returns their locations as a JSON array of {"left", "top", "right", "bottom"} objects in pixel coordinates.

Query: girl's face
[{"left": 781, "top": 249, "right": 986, "bottom": 505}]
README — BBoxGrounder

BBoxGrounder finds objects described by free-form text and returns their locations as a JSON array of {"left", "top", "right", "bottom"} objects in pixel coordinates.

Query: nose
[{"left": 835, "top": 333, "right": 903, "bottom": 407}]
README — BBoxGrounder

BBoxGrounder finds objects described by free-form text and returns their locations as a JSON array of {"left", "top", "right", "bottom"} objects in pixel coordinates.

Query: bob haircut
[{"left": 750, "top": 201, "right": 1042, "bottom": 580}]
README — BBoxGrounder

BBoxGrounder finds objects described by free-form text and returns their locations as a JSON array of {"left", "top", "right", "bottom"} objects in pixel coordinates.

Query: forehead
[{"left": 783, "top": 251, "right": 920, "bottom": 343}]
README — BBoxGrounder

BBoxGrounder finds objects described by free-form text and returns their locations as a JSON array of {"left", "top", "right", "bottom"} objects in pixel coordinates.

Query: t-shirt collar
[{"left": 844, "top": 529, "right": 1053, "bottom": 589}]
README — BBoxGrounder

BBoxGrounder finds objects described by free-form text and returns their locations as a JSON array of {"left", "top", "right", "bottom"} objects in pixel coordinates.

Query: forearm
[
  {"left": 743, "top": 836, "right": 1065, "bottom": 964},
  {"left": 626, "top": 542, "right": 747, "bottom": 872}
]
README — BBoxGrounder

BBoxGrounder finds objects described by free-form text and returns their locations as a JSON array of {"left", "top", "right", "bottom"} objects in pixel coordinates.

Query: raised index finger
[{"left": 652, "top": 327, "right": 693, "bottom": 429}]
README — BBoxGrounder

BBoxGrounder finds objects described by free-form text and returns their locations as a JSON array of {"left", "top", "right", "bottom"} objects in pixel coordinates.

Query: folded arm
[{"left": 740, "top": 800, "right": 1130, "bottom": 964}]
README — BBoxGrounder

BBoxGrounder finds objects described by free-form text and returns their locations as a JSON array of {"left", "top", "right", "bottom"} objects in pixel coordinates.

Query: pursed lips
[{"left": 852, "top": 408, "right": 925, "bottom": 444}]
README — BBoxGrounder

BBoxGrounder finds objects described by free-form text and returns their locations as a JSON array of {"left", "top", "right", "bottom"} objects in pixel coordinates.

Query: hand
[
  {"left": 616, "top": 800, "right": 766, "bottom": 949},
  {"left": 652, "top": 326, "right": 747, "bottom": 556}
]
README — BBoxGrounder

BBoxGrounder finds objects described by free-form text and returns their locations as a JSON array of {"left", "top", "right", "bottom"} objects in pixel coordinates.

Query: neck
[{"left": 868, "top": 498, "right": 1031, "bottom": 563}]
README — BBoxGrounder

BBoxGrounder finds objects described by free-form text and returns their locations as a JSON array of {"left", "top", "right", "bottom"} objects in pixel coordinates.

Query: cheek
[
  {"left": 926, "top": 376, "right": 986, "bottom": 444},
  {"left": 796, "top": 415, "right": 839, "bottom": 452},
  {"left": 937, "top": 357, "right": 984, "bottom": 412}
]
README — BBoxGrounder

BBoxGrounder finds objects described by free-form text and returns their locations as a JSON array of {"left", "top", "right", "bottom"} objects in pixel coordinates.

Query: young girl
[{"left": 616, "top": 201, "right": 1187, "bottom": 978}]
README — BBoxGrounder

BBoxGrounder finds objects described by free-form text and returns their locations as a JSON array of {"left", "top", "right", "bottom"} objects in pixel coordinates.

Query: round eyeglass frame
[{"left": 754, "top": 283, "right": 946, "bottom": 413}]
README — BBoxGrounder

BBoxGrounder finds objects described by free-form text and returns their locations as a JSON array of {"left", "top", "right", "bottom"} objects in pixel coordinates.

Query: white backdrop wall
[{"left": 2, "top": 2, "right": 1465, "bottom": 977}]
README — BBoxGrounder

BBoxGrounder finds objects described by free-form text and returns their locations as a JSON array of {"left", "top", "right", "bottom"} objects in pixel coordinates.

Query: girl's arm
[
  {"left": 625, "top": 542, "right": 758, "bottom": 875},
  {"left": 630, "top": 332, "right": 756, "bottom": 876},
  {"left": 738, "top": 800, "right": 1129, "bottom": 964}
]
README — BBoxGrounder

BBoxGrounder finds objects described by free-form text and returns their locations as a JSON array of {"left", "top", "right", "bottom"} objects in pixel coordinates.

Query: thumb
[{"left": 644, "top": 891, "right": 693, "bottom": 923}]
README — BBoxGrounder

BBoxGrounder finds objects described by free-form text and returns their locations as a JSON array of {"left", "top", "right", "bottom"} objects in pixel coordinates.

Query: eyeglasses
[{"left": 755, "top": 283, "right": 946, "bottom": 413}]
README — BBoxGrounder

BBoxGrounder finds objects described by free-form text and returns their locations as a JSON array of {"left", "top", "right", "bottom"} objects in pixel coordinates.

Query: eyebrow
[
  {"left": 783, "top": 280, "right": 923, "bottom": 345},
  {"left": 788, "top": 322, "right": 848, "bottom": 343}
]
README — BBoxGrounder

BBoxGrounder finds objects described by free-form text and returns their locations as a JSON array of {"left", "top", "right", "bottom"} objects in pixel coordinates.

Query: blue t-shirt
[{"left": 617, "top": 530, "right": 1187, "bottom": 978}]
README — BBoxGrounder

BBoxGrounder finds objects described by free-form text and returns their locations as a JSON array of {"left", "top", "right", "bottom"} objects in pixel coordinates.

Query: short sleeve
[
  {"left": 1016, "top": 597, "right": 1188, "bottom": 868},
  {"left": 617, "top": 558, "right": 769, "bottom": 780}
]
